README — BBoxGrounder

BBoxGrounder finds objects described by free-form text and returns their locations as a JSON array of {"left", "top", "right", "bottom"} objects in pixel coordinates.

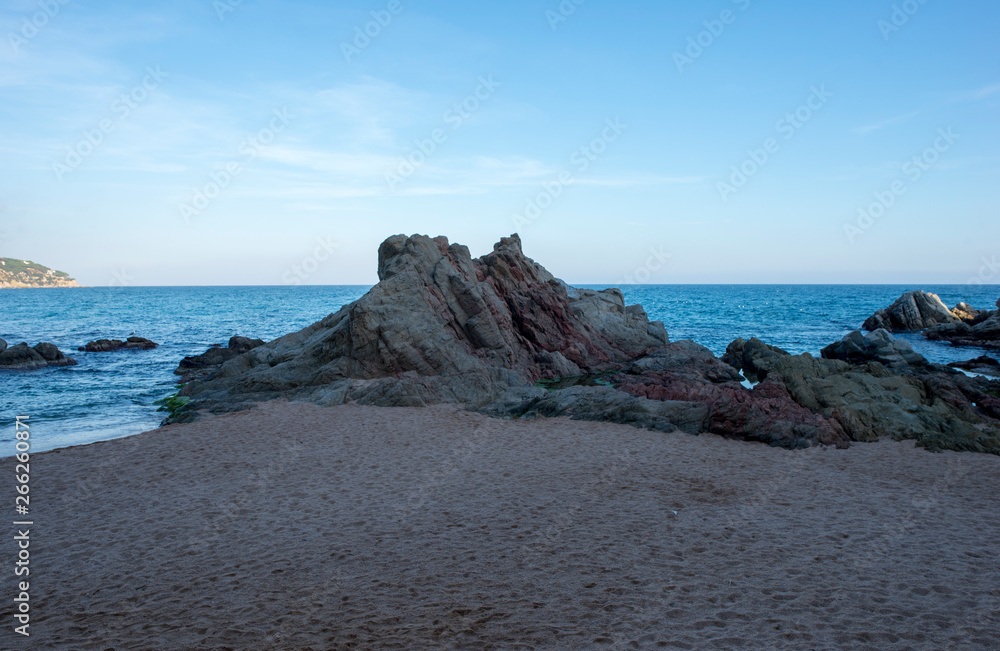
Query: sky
[{"left": 0, "top": 0, "right": 998, "bottom": 286}]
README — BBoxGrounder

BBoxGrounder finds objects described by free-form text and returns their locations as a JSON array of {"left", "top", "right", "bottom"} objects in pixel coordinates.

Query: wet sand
[{"left": 4, "top": 400, "right": 999, "bottom": 649}]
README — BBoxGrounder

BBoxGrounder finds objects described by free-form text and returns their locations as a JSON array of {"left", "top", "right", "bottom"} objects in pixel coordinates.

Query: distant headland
[{"left": 0, "top": 257, "right": 81, "bottom": 288}]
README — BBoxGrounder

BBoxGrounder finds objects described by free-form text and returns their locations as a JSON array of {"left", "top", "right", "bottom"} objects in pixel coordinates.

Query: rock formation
[
  {"left": 726, "top": 335, "right": 1000, "bottom": 453},
  {"left": 951, "top": 302, "right": 989, "bottom": 324},
  {"left": 174, "top": 336, "right": 265, "bottom": 383},
  {"left": 169, "top": 234, "right": 1000, "bottom": 454},
  {"left": 820, "top": 329, "right": 926, "bottom": 368},
  {"left": 925, "top": 309, "right": 1000, "bottom": 350},
  {"left": 177, "top": 234, "right": 668, "bottom": 415},
  {"left": 0, "top": 339, "right": 77, "bottom": 370},
  {"left": 605, "top": 342, "right": 850, "bottom": 449},
  {"left": 79, "top": 337, "right": 159, "bottom": 352},
  {"left": 863, "top": 291, "right": 961, "bottom": 331}
]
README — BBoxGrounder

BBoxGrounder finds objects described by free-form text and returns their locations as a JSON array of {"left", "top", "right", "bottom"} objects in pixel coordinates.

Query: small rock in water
[
  {"left": 79, "top": 337, "right": 159, "bottom": 352},
  {"left": 0, "top": 341, "right": 77, "bottom": 370}
]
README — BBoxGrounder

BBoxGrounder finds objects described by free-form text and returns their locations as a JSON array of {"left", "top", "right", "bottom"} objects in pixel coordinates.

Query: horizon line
[{"left": 4, "top": 283, "right": 1000, "bottom": 289}]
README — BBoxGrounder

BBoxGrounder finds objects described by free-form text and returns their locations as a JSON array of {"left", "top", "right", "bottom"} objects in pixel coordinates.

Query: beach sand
[{"left": 4, "top": 400, "right": 1000, "bottom": 649}]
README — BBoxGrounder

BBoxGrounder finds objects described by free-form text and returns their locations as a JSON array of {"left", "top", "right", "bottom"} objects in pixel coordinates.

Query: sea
[{"left": 2, "top": 284, "right": 998, "bottom": 455}]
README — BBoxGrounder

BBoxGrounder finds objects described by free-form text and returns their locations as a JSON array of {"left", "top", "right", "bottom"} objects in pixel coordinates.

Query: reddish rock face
[
  {"left": 612, "top": 371, "right": 851, "bottom": 449},
  {"left": 472, "top": 234, "right": 667, "bottom": 377},
  {"left": 335, "top": 232, "right": 668, "bottom": 383},
  {"left": 723, "top": 336, "right": 1000, "bottom": 454}
]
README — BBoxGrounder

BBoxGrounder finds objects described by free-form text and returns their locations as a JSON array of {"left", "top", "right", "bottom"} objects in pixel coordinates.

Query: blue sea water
[{"left": 1, "top": 284, "right": 998, "bottom": 454}]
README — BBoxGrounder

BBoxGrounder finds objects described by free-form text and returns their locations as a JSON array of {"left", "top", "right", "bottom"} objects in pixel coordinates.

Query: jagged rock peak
[{"left": 863, "top": 290, "right": 961, "bottom": 332}]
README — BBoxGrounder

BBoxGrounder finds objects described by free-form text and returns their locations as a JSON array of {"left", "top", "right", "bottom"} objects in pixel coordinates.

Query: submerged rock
[
  {"left": 174, "top": 336, "right": 266, "bottom": 383},
  {"left": 948, "top": 356, "right": 1000, "bottom": 378},
  {"left": 0, "top": 342, "right": 77, "bottom": 370},
  {"left": 80, "top": 337, "right": 159, "bottom": 352},
  {"left": 863, "top": 291, "right": 961, "bottom": 332}
]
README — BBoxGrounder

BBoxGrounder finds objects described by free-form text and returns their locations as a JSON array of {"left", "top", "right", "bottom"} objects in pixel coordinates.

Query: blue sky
[{"left": 1, "top": 0, "right": 998, "bottom": 285}]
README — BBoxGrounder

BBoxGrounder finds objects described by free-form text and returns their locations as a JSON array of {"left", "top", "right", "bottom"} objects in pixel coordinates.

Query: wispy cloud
[
  {"left": 244, "top": 150, "right": 554, "bottom": 197},
  {"left": 853, "top": 110, "right": 921, "bottom": 135},
  {"left": 213, "top": 147, "right": 698, "bottom": 201},
  {"left": 951, "top": 82, "right": 1000, "bottom": 103},
  {"left": 313, "top": 78, "right": 431, "bottom": 148},
  {"left": 853, "top": 81, "right": 1000, "bottom": 135},
  {"left": 574, "top": 174, "right": 707, "bottom": 187},
  {"left": 257, "top": 145, "right": 398, "bottom": 177}
]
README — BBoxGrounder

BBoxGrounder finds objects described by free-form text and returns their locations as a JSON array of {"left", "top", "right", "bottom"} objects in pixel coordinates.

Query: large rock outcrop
[
  {"left": 177, "top": 234, "right": 838, "bottom": 449},
  {"left": 0, "top": 340, "right": 77, "bottom": 370},
  {"left": 863, "top": 291, "right": 961, "bottom": 332},
  {"left": 171, "top": 234, "right": 1000, "bottom": 454},
  {"left": 179, "top": 234, "right": 668, "bottom": 415}
]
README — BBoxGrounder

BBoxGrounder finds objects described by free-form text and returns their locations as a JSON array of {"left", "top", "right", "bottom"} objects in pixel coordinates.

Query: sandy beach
[{"left": 4, "top": 401, "right": 1000, "bottom": 649}]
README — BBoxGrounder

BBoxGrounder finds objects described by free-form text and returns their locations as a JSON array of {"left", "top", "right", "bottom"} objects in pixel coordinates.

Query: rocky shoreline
[
  {"left": 863, "top": 289, "right": 1000, "bottom": 350},
  {"left": 167, "top": 234, "right": 1000, "bottom": 455}
]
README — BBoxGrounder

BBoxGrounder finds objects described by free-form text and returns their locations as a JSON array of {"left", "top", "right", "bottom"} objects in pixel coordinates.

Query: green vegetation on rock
[{"left": 156, "top": 390, "right": 194, "bottom": 422}]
